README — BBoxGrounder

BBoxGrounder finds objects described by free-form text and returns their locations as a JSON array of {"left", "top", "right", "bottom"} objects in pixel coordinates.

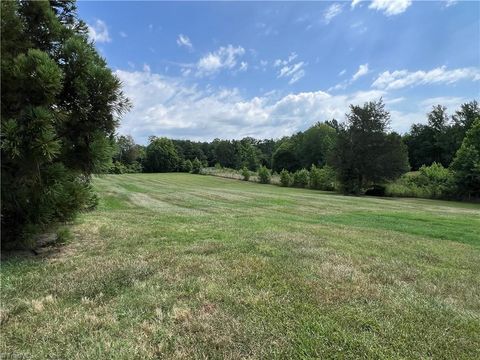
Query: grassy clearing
[{"left": 1, "top": 173, "right": 480, "bottom": 359}]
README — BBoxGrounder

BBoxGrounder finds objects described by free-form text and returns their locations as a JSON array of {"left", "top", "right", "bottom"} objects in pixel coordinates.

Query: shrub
[
  {"left": 241, "top": 167, "right": 250, "bottom": 181},
  {"left": 309, "top": 165, "right": 336, "bottom": 191},
  {"left": 415, "top": 163, "right": 455, "bottom": 198},
  {"left": 385, "top": 163, "right": 455, "bottom": 199},
  {"left": 258, "top": 166, "right": 271, "bottom": 184},
  {"left": 280, "top": 169, "right": 292, "bottom": 187},
  {"left": 215, "top": 162, "right": 222, "bottom": 170},
  {"left": 183, "top": 159, "right": 193, "bottom": 173},
  {"left": 110, "top": 161, "right": 127, "bottom": 174},
  {"left": 293, "top": 169, "right": 309, "bottom": 188},
  {"left": 191, "top": 158, "right": 202, "bottom": 174}
]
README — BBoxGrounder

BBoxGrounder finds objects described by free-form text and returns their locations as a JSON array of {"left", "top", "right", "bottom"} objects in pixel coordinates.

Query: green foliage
[
  {"left": 257, "top": 166, "right": 271, "bottom": 184},
  {"left": 386, "top": 163, "right": 455, "bottom": 199},
  {"left": 1, "top": 0, "right": 129, "bottom": 245},
  {"left": 241, "top": 167, "right": 250, "bottom": 181},
  {"left": 405, "top": 101, "right": 479, "bottom": 170},
  {"left": 191, "top": 157, "right": 202, "bottom": 174},
  {"left": 183, "top": 159, "right": 193, "bottom": 173},
  {"left": 309, "top": 165, "right": 336, "bottom": 191},
  {"left": 144, "top": 137, "right": 180, "bottom": 172},
  {"left": 450, "top": 119, "right": 480, "bottom": 199},
  {"left": 330, "top": 100, "right": 409, "bottom": 194},
  {"left": 296, "top": 123, "right": 337, "bottom": 169},
  {"left": 280, "top": 169, "right": 292, "bottom": 187},
  {"left": 272, "top": 140, "right": 297, "bottom": 172},
  {"left": 293, "top": 169, "right": 309, "bottom": 188}
]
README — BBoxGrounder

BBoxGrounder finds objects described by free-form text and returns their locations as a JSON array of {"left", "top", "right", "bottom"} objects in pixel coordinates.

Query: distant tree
[
  {"left": 272, "top": 140, "right": 298, "bottom": 172},
  {"left": 404, "top": 101, "right": 479, "bottom": 170},
  {"left": 403, "top": 124, "right": 437, "bottom": 170},
  {"left": 452, "top": 100, "right": 480, "bottom": 137},
  {"left": 330, "top": 99, "right": 409, "bottom": 194},
  {"left": 450, "top": 119, "right": 480, "bottom": 199},
  {"left": 144, "top": 137, "right": 180, "bottom": 172},
  {"left": 256, "top": 139, "right": 276, "bottom": 168},
  {"left": 191, "top": 157, "right": 202, "bottom": 174},
  {"left": 1, "top": 0, "right": 130, "bottom": 245},
  {"left": 212, "top": 139, "right": 241, "bottom": 169},
  {"left": 183, "top": 159, "right": 193, "bottom": 173},
  {"left": 296, "top": 122, "right": 337, "bottom": 168},
  {"left": 240, "top": 140, "right": 260, "bottom": 171}
]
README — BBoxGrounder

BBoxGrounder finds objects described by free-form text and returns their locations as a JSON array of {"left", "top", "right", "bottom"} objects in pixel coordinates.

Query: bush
[
  {"left": 183, "top": 159, "right": 193, "bottom": 173},
  {"left": 258, "top": 166, "right": 271, "bottom": 184},
  {"left": 191, "top": 158, "right": 202, "bottom": 174},
  {"left": 241, "top": 167, "right": 250, "bottom": 181},
  {"left": 280, "top": 169, "right": 292, "bottom": 187},
  {"left": 293, "top": 169, "right": 309, "bottom": 188},
  {"left": 309, "top": 165, "right": 336, "bottom": 191},
  {"left": 110, "top": 161, "right": 127, "bottom": 174},
  {"left": 385, "top": 163, "right": 455, "bottom": 199}
]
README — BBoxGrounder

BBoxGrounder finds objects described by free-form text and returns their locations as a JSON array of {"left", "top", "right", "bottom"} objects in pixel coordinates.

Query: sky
[{"left": 77, "top": 0, "right": 480, "bottom": 144}]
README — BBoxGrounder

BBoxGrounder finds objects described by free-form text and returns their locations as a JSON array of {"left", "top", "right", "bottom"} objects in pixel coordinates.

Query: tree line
[{"left": 110, "top": 99, "right": 479, "bottom": 198}]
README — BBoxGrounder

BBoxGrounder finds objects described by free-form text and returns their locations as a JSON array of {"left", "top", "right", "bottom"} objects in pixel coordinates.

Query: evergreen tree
[
  {"left": 450, "top": 119, "right": 480, "bottom": 199},
  {"left": 1, "top": 0, "right": 130, "bottom": 245},
  {"left": 330, "top": 100, "right": 409, "bottom": 194}
]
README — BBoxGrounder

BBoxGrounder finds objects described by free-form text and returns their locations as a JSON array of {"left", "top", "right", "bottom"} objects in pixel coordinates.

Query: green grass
[{"left": 2, "top": 173, "right": 480, "bottom": 359}]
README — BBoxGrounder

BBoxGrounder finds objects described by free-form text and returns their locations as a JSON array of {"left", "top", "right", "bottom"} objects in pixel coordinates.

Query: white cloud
[
  {"left": 369, "top": 0, "right": 412, "bottom": 16},
  {"left": 239, "top": 62, "right": 248, "bottom": 72},
  {"left": 350, "top": 21, "right": 367, "bottom": 34},
  {"left": 143, "top": 64, "right": 151, "bottom": 73},
  {"left": 351, "top": 0, "right": 363, "bottom": 8},
  {"left": 372, "top": 66, "right": 480, "bottom": 90},
  {"left": 114, "top": 68, "right": 399, "bottom": 143},
  {"left": 329, "top": 63, "right": 370, "bottom": 91},
  {"left": 444, "top": 0, "right": 458, "bottom": 8},
  {"left": 339, "top": 69, "right": 347, "bottom": 76},
  {"left": 274, "top": 53, "right": 306, "bottom": 84},
  {"left": 87, "top": 19, "right": 111, "bottom": 43},
  {"left": 176, "top": 34, "right": 193, "bottom": 50},
  {"left": 196, "top": 45, "right": 245, "bottom": 76},
  {"left": 119, "top": 31, "right": 127, "bottom": 38},
  {"left": 420, "top": 96, "right": 466, "bottom": 111},
  {"left": 323, "top": 3, "right": 343, "bottom": 24},
  {"left": 352, "top": 63, "right": 369, "bottom": 81}
]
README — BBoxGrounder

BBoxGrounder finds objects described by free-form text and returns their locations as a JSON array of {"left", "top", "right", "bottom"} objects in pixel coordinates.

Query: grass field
[{"left": 1, "top": 173, "right": 480, "bottom": 359}]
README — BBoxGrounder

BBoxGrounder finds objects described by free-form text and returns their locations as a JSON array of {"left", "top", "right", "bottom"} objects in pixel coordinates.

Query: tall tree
[
  {"left": 330, "top": 100, "right": 409, "bottom": 194},
  {"left": 1, "top": 0, "right": 130, "bottom": 245},
  {"left": 144, "top": 137, "right": 180, "bottom": 172},
  {"left": 450, "top": 119, "right": 480, "bottom": 199}
]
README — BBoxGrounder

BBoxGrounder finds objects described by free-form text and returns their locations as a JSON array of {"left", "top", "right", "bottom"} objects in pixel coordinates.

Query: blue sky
[{"left": 78, "top": 0, "right": 480, "bottom": 144}]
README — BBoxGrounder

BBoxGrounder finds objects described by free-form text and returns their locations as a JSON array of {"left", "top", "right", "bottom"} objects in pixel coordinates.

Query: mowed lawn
[{"left": 2, "top": 174, "right": 480, "bottom": 359}]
